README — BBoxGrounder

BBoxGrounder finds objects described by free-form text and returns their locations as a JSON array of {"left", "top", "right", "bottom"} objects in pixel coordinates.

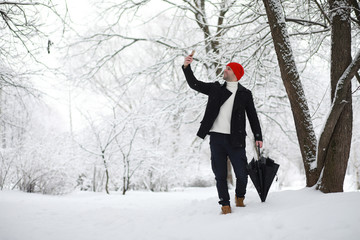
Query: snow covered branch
[{"left": 285, "top": 17, "right": 328, "bottom": 28}]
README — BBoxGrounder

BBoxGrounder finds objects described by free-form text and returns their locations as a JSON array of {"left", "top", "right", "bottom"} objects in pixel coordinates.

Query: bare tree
[
  {"left": 116, "top": 127, "right": 140, "bottom": 195},
  {"left": 262, "top": 0, "right": 360, "bottom": 192},
  {"left": 0, "top": 1, "right": 67, "bottom": 77},
  {"left": 77, "top": 112, "right": 125, "bottom": 194},
  {"left": 0, "top": 0, "right": 68, "bottom": 179}
]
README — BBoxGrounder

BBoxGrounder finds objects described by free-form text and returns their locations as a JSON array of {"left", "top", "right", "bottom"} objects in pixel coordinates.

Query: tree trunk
[
  {"left": 101, "top": 152, "right": 110, "bottom": 194},
  {"left": 0, "top": 88, "right": 6, "bottom": 149},
  {"left": 318, "top": 0, "right": 352, "bottom": 192},
  {"left": 262, "top": 0, "right": 318, "bottom": 186},
  {"left": 93, "top": 165, "right": 97, "bottom": 192}
]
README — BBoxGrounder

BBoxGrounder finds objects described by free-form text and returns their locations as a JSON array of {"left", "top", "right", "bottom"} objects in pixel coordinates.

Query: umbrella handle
[
  {"left": 256, "top": 144, "right": 261, "bottom": 160},
  {"left": 257, "top": 144, "right": 266, "bottom": 164}
]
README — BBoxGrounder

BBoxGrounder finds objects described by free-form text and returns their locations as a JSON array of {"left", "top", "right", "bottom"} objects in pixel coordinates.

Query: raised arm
[{"left": 182, "top": 53, "right": 213, "bottom": 95}]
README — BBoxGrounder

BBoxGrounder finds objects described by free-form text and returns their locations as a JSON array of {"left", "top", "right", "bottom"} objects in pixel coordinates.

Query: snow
[
  {"left": 268, "top": 0, "right": 285, "bottom": 24},
  {"left": 1, "top": 187, "right": 359, "bottom": 240}
]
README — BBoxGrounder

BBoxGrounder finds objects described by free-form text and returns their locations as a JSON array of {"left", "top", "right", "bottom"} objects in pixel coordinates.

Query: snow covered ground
[{"left": 1, "top": 187, "right": 359, "bottom": 240}]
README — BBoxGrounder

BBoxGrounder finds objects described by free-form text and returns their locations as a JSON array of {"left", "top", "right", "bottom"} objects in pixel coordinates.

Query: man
[{"left": 182, "top": 53, "right": 263, "bottom": 214}]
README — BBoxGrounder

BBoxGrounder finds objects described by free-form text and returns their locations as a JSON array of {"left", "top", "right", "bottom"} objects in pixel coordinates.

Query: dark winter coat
[{"left": 182, "top": 65, "right": 262, "bottom": 148}]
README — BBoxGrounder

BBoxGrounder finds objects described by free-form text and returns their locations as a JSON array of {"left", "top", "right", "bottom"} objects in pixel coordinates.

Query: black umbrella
[{"left": 247, "top": 147, "right": 279, "bottom": 202}]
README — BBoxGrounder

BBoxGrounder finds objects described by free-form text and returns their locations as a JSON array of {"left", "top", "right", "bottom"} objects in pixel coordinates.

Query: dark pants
[{"left": 209, "top": 132, "right": 248, "bottom": 206}]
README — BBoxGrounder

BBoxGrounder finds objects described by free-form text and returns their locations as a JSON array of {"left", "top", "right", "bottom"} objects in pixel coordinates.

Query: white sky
[{"left": 33, "top": 0, "right": 108, "bottom": 132}]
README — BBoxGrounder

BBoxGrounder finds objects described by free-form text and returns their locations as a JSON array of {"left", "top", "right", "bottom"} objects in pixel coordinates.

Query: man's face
[{"left": 223, "top": 66, "right": 237, "bottom": 82}]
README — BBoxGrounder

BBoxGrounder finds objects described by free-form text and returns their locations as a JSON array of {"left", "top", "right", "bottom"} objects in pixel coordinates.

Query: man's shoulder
[
  {"left": 207, "top": 81, "right": 222, "bottom": 88},
  {"left": 238, "top": 84, "right": 252, "bottom": 94}
]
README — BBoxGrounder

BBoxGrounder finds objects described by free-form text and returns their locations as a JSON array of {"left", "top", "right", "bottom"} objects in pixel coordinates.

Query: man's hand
[
  {"left": 256, "top": 141, "right": 263, "bottom": 148},
  {"left": 184, "top": 50, "right": 195, "bottom": 68}
]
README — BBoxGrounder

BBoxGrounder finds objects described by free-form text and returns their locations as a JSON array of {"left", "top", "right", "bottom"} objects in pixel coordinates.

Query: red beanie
[{"left": 226, "top": 62, "right": 244, "bottom": 81}]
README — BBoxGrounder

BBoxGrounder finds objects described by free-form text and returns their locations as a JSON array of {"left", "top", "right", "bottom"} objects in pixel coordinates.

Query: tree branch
[
  {"left": 356, "top": 71, "right": 360, "bottom": 84},
  {"left": 350, "top": 0, "right": 360, "bottom": 27},
  {"left": 0, "top": 1, "right": 41, "bottom": 6},
  {"left": 285, "top": 17, "right": 328, "bottom": 28},
  {"left": 312, "top": 0, "right": 331, "bottom": 25}
]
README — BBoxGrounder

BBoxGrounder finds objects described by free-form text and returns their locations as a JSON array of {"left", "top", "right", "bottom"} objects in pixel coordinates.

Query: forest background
[{"left": 1, "top": 0, "right": 359, "bottom": 195}]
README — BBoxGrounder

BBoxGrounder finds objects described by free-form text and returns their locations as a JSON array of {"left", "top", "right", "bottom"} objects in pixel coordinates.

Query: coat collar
[{"left": 222, "top": 81, "right": 247, "bottom": 92}]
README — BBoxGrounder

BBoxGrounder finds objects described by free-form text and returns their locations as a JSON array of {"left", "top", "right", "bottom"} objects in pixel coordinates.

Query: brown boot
[
  {"left": 221, "top": 205, "right": 231, "bottom": 214},
  {"left": 235, "top": 196, "right": 245, "bottom": 207}
]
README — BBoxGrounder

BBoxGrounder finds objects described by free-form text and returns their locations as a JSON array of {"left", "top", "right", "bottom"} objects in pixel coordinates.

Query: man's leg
[
  {"left": 227, "top": 146, "right": 248, "bottom": 199},
  {"left": 209, "top": 133, "right": 230, "bottom": 206}
]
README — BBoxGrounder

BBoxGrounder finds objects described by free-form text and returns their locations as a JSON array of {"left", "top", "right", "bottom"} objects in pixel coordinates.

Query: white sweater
[{"left": 209, "top": 81, "right": 238, "bottom": 134}]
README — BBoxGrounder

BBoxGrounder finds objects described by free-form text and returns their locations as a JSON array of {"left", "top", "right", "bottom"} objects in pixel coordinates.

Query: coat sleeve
[
  {"left": 245, "top": 92, "right": 263, "bottom": 142},
  {"left": 182, "top": 65, "right": 213, "bottom": 95}
]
